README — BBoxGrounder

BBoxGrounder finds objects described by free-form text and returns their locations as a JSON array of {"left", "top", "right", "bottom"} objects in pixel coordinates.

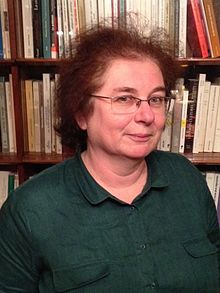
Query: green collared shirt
[{"left": 0, "top": 151, "right": 219, "bottom": 292}]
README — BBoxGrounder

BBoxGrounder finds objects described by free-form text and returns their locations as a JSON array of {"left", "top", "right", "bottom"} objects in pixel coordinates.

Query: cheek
[{"left": 155, "top": 113, "right": 166, "bottom": 130}]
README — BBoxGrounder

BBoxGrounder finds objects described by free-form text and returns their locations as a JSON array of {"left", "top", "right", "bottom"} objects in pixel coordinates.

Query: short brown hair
[{"left": 55, "top": 21, "right": 180, "bottom": 151}]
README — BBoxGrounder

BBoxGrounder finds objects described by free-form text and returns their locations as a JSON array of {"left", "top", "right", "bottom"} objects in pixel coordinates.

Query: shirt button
[
  {"left": 130, "top": 206, "right": 135, "bottom": 211},
  {"left": 140, "top": 243, "right": 146, "bottom": 249},
  {"left": 151, "top": 282, "right": 156, "bottom": 288}
]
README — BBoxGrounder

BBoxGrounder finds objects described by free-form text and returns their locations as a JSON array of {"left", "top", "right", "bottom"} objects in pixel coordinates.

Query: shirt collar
[{"left": 70, "top": 151, "right": 169, "bottom": 205}]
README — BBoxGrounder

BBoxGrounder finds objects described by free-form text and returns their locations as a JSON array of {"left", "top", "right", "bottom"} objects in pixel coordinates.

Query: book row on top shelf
[{"left": 1, "top": 0, "right": 220, "bottom": 60}]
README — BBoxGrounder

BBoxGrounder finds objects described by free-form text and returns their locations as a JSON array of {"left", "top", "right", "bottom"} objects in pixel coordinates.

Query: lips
[{"left": 128, "top": 133, "right": 153, "bottom": 142}]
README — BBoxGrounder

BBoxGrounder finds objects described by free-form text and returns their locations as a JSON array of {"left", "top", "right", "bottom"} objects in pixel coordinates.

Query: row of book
[
  {"left": 22, "top": 74, "right": 62, "bottom": 154},
  {"left": 0, "top": 75, "right": 17, "bottom": 153},
  {"left": 0, "top": 171, "right": 19, "bottom": 208},
  {"left": 11, "top": 0, "right": 220, "bottom": 59},
  {"left": 0, "top": 0, "right": 11, "bottom": 59},
  {"left": 158, "top": 74, "right": 220, "bottom": 154},
  {"left": 0, "top": 73, "right": 62, "bottom": 154}
]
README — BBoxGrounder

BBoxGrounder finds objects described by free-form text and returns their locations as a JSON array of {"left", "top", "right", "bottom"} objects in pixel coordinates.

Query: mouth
[{"left": 128, "top": 134, "right": 153, "bottom": 142}]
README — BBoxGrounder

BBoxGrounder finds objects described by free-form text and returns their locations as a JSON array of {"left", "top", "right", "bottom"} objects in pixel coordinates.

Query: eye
[
  {"left": 148, "top": 96, "right": 165, "bottom": 106},
  {"left": 114, "top": 95, "right": 135, "bottom": 104}
]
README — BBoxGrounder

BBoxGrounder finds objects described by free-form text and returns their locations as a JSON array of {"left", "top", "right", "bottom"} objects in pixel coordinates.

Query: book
[
  {"left": 171, "top": 78, "right": 185, "bottom": 153},
  {"left": 25, "top": 79, "right": 35, "bottom": 152},
  {"left": 32, "top": 0, "right": 43, "bottom": 58},
  {"left": 200, "top": 0, "right": 220, "bottom": 57},
  {"left": 178, "top": 0, "right": 187, "bottom": 58},
  {"left": 204, "top": 84, "right": 220, "bottom": 152},
  {"left": 84, "top": 0, "right": 98, "bottom": 28},
  {"left": 179, "top": 89, "right": 189, "bottom": 153},
  {"left": 213, "top": 0, "right": 220, "bottom": 39},
  {"left": 0, "top": 9, "right": 3, "bottom": 59},
  {"left": 187, "top": 0, "right": 209, "bottom": 58},
  {"left": 0, "top": 171, "right": 9, "bottom": 208},
  {"left": 61, "top": 0, "right": 70, "bottom": 57},
  {"left": 158, "top": 98, "right": 175, "bottom": 152},
  {"left": 197, "top": 80, "right": 211, "bottom": 152},
  {"left": 41, "top": 0, "right": 51, "bottom": 58},
  {"left": 213, "top": 82, "right": 220, "bottom": 152},
  {"left": 33, "top": 80, "right": 42, "bottom": 152},
  {"left": 14, "top": 0, "right": 24, "bottom": 58},
  {"left": 184, "top": 78, "right": 199, "bottom": 153},
  {"left": 43, "top": 73, "right": 52, "bottom": 153},
  {"left": 0, "top": 76, "right": 9, "bottom": 152},
  {"left": 50, "top": 0, "right": 58, "bottom": 58},
  {"left": 192, "top": 73, "right": 206, "bottom": 153},
  {"left": 0, "top": 0, "right": 11, "bottom": 59},
  {"left": 21, "top": 0, "right": 34, "bottom": 58},
  {"left": 5, "top": 77, "right": 16, "bottom": 153},
  {"left": 56, "top": 0, "right": 64, "bottom": 58}
]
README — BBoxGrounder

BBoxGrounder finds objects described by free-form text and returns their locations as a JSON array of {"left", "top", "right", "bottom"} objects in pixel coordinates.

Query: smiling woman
[{"left": 0, "top": 21, "right": 219, "bottom": 292}]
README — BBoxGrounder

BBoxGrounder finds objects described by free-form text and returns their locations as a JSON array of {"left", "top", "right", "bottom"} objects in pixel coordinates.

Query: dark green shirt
[{"left": 0, "top": 151, "right": 219, "bottom": 292}]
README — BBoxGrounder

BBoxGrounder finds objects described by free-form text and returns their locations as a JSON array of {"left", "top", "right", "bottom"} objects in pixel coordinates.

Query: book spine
[
  {"left": 184, "top": 79, "right": 199, "bottom": 153},
  {"left": 43, "top": 73, "right": 52, "bottom": 153},
  {"left": 179, "top": 89, "right": 189, "bottom": 153},
  {"left": 204, "top": 85, "right": 220, "bottom": 152},
  {"left": 41, "top": 0, "right": 51, "bottom": 58},
  {"left": 187, "top": 0, "right": 209, "bottom": 57},
  {"left": 192, "top": 73, "right": 206, "bottom": 153},
  {"left": 25, "top": 79, "right": 35, "bottom": 152},
  {"left": 32, "top": 0, "right": 43, "bottom": 58},
  {"left": 32, "top": 80, "right": 41, "bottom": 152},
  {"left": 21, "top": 0, "right": 34, "bottom": 58},
  {"left": 0, "top": 76, "right": 9, "bottom": 152},
  {"left": 202, "top": 0, "right": 220, "bottom": 57},
  {"left": 50, "top": 0, "right": 58, "bottom": 58}
]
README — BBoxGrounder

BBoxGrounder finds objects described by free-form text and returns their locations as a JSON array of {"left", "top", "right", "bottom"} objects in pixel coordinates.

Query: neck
[{"left": 81, "top": 149, "right": 148, "bottom": 204}]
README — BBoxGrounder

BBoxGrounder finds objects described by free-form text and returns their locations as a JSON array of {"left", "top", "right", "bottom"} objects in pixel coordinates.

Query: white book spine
[
  {"left": 56, "top": 0, "right": 64, "bottom": 58},
  {"left": 9, "top": 74, "right": 17, "bottom": 152},
  {"left": 213, "top": 85, "right": 220, "bottom": 152},
  {"left": 33, "top": 80, "right": 41, "bottom": 152},
  {"left": 43, "top": 73, "right": 52, "bottom": 154},
  {"left": 198, "top": 81, "right": 211, "bottom": 152},
  {"left": 193, "top": 73, "right": 206, "bottom": 153},
  {"left": 50, "top": 79, "right": 56, "bottom": 153},
  {"left": 178, "top": 0, "right": 187, "bottom": 58},
  {"left": 206, "top": 172, "right": 216, "bottom": 200},
  {"left": 159, "top": 98, "right": 175, "bottom": 152},
  {"left": 204, "top": 85, "right": 220, "bottom": 152},
  {"left": 0, "top": 171, "right": 9, "bottom": 208},
  {"left": 21, "top": 0, "right": 34, "bottom": 58},
  {"left": 5, "top": 81, "right": 16, "bottom": 153}
]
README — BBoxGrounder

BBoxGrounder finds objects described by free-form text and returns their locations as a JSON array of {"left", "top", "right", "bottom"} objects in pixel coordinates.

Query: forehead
[{"left": 100, "top": 58, "right": 164, "bottom": 90}]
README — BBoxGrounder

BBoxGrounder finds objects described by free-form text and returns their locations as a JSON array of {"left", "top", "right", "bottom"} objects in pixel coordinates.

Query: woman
[{"left": 0, "top": 24, "right": 219, "bottom": 292}]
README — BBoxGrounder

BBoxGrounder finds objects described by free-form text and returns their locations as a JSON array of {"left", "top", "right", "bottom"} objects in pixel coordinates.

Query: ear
[{"left": 75, "top": 112, "right": 87, "bottom": 130}]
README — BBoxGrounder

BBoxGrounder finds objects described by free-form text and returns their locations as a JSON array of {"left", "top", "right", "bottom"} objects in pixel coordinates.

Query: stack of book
[{"left": 0, "top": 171, "right": 18, "bottom": 208}]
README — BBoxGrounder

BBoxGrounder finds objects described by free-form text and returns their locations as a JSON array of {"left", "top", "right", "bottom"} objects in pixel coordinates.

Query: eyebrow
[{"left": 113, "top": 86, "right": 166, "bottom": 95}]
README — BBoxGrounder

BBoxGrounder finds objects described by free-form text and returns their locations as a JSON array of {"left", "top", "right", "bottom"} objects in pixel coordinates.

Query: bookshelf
[{"left": 1, "top": 1, "right": 220, "bottom": 186}]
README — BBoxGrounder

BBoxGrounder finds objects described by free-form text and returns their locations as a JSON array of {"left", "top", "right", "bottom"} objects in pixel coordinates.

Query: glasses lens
[{"left": 111, "top": 96, "right": 137, "bottom": 114}]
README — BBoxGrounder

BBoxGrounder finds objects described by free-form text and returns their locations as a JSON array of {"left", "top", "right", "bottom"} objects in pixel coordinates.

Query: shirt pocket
[
  {"left": 52, "top": 262, "right": 110, "bottom": 292},
  {"left": 183, "top": 236, "right": 218, "bottom": 257},
  {"left": 182, "top": 236, "right": 219, "bottom": 289}
]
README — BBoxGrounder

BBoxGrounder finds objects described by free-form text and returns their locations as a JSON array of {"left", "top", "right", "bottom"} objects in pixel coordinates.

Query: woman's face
[{"left": 77, "top": 58, "right": 166, "bottom": 160}]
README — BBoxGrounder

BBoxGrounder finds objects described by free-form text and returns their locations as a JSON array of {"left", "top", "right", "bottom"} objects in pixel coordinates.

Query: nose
[{"left": 134, "top": 100, "right": 155, "bottom": 124}]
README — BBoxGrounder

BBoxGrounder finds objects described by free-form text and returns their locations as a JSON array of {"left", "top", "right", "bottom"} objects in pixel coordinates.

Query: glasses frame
[{"left": 90, "top": 94, "right": 173, "bottom": 114}]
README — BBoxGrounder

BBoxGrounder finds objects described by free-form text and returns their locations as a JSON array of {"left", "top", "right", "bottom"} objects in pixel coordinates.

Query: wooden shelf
[{"left": 183, "top": 153, "right": 220, "bottom": 165}]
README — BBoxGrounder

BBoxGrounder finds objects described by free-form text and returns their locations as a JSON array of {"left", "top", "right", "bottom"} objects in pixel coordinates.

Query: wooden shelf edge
[{"left": 183, "top": 153, "right": 220, "bottom": 165}]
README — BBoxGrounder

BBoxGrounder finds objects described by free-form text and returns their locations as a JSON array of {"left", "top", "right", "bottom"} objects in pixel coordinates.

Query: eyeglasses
[{"left": 90, "top": 94, "right": 172, "bottom": 114}]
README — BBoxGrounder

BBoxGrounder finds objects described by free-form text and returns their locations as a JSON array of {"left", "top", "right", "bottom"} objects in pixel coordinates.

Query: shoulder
[
  {"left": 1, "top": 155, "right": 80, "bottom": 215},
  {"left": 148, "top": 150, "right": 209, "bottom": 197}
]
